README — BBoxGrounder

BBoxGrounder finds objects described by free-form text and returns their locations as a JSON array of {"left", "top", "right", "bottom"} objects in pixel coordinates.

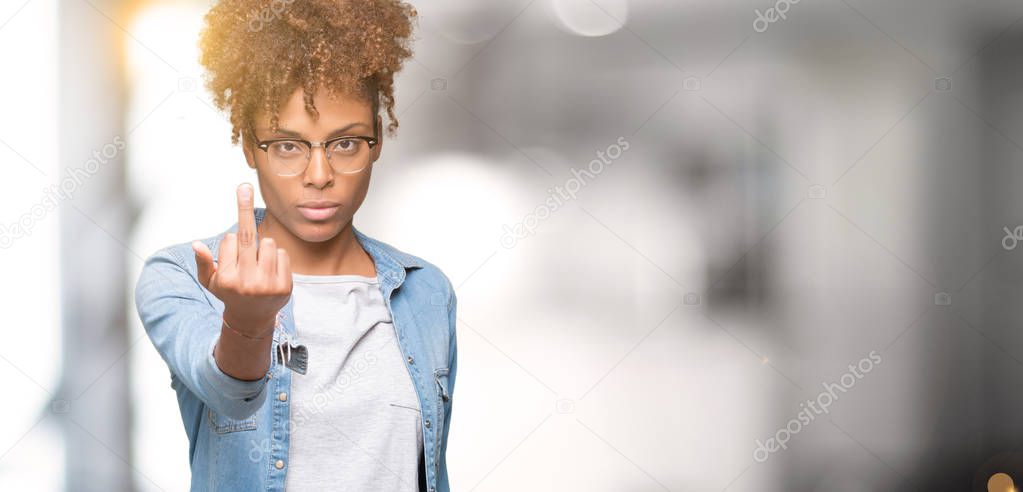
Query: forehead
[{"left": 256, "top": 86, "right": 374, "bottom": 134}]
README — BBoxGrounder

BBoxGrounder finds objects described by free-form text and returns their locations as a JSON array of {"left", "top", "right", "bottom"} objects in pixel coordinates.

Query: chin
[{"left": 290, "top": 217, "right": 348, "bottom": 243}]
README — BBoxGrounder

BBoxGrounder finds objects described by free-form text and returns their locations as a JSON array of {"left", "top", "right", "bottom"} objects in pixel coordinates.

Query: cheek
[
  {"left": 254, "top": 172, "right": 284, "bottom": 206},
  {"left": 349, "top": 177, "right": 372, "bottom": 207}
]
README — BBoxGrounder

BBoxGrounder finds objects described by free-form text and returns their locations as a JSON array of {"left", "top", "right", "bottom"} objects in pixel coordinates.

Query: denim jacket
[{"left": 134, "top": 207, "right": 457, "bottom": 491}]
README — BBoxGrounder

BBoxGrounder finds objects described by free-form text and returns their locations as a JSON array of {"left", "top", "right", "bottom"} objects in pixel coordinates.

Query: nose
[{"left": 303, "top": 145, "right": 334, "bottom": 189}]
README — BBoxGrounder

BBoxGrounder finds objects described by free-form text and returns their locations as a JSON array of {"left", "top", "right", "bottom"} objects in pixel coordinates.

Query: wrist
[{"left": 222, "top": 310, "right": 277, "bottom": 340}]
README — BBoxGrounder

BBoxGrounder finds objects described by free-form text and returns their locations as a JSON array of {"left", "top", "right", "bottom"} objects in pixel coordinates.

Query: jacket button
[
  {"left": 425, "top": 419, "right": 431, "bottom": 428},
  {"left": 275, "top": 459, "right": 284, "bottom": 469},
  {"left": 278, "top": 392, "right": 288, "bottom": 402},
  {"left": 407, "top": 355, "right": 414, "bottom": 364}
]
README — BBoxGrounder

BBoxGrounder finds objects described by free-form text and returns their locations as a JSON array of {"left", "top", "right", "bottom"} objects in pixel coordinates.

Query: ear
[{"left": 370, "top": 114, "right": 384, "bottom": 163}]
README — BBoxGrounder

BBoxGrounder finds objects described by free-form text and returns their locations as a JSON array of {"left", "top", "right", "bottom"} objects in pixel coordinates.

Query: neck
[{"left": 257, "top": 210, "right": 376, "bottom": 277}]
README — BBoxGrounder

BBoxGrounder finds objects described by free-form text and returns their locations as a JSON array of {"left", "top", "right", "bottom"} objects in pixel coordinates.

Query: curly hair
[{"left": 199, "top": 0, "right": 417, "bottom": 145}]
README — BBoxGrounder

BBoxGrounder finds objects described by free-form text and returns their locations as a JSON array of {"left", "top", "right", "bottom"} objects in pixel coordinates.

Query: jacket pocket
[{"left": 207, "top": 408, "right": 257, "bottom": 434}]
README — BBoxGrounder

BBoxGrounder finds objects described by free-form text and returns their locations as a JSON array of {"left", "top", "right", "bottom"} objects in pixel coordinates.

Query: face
[{"left": 242, "top": 86, "right": 382, "bottom": 243}]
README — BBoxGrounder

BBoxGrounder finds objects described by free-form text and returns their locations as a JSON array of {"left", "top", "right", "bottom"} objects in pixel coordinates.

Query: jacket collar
[{"left": 208, "top": 207, "right": 423, "bottom": 280}]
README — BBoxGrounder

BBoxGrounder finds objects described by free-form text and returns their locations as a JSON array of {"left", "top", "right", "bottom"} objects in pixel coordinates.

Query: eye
[
  {"left": 329, "top": 138, "right": 362, "bottom": 155},
  {"left": 269, "top": 140, "right": 304, "bottom": 157}
]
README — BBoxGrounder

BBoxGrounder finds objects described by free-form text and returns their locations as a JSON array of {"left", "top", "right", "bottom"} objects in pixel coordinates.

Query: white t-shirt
[{"left": 284, "top": 273, "right": 423, "bottom": 491}]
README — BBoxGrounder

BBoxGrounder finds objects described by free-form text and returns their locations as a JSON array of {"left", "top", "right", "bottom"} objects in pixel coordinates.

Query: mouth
[{"left": 297, "top": 202, "right": 341, "bottom": 221}]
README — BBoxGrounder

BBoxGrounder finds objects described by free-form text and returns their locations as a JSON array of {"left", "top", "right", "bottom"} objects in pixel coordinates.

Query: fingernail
[{"left": 239, "top": 184, "right": 252, "bottom": 200}]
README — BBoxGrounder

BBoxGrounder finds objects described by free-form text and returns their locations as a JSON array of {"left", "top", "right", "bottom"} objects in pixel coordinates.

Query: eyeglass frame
[{"left": 251, "top": 130, "right": 380, "bottom": 176}]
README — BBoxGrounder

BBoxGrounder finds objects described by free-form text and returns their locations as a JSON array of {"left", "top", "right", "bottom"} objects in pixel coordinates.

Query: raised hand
[{"left": 193, "top": 183, "right": 292, "bottom": 339}]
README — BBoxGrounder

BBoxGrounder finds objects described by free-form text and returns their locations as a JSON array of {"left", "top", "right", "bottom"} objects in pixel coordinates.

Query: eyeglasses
[{"left": 253, "top": 132, "right": 379, "bottom": 177}]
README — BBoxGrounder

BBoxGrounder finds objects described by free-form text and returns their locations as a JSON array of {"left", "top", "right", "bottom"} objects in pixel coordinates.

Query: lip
[{"left": 297, "top": 202, "right": 341, "bottom": 221}]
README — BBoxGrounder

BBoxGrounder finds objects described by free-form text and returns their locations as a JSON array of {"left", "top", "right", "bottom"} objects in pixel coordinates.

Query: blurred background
[{"left": 3, "top": 0, "right": 1023, "bottom": 490}]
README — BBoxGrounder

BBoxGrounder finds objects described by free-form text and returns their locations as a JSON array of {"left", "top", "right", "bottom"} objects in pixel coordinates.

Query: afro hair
[{"left": 199, "top": 0, "right": 418, "bottom": 145}]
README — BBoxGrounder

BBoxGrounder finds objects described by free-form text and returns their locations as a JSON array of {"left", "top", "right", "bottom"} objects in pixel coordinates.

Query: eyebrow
[{"left": 262, "top": 122, "right": 372, "bottom": 138}]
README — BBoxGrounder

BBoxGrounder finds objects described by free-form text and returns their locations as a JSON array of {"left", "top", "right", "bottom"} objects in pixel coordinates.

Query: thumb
[{"left": 192, "top": 241, "right": 217, "bottom": 288}]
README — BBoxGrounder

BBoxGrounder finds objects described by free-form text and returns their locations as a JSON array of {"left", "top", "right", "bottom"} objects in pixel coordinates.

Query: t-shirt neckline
[{"left": 291, "top": 272, "right": 379, "bottom": 284}]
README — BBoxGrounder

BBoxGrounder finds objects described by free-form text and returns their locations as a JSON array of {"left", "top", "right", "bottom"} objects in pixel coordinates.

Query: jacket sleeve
[
  {"left": 134, "top": 247, "right": 274, "bottom": 421},
  {"left": 438, "top": 281, "right": 457, "bottom": 489}
]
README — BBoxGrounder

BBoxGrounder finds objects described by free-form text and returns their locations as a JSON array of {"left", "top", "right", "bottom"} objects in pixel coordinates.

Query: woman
[{"left": 133, "top": 1, "right": 456, "bottom": 491}]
